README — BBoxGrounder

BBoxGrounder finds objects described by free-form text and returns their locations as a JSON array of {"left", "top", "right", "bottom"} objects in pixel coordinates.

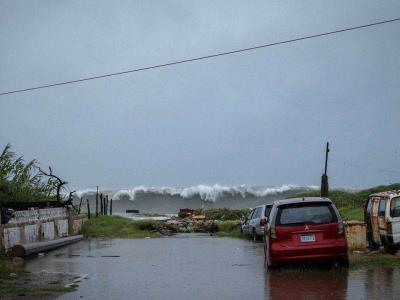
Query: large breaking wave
[
  {"left": 76, "top": 184, "right": 318, "bottom": 203},
  {"left": 74, "top": 184, "right": 318, "bottom": 213}
]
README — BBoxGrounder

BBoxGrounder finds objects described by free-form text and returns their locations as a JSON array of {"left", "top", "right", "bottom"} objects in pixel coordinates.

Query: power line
[
  {"left": 1, "top": 17, "right": 399, "bottom": 97},
  {"left": 331, "top": 159, "right": 400, "bottom": 175}
]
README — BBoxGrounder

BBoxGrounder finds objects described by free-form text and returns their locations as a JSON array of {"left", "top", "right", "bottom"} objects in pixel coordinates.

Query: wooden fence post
[
  {"left": 100, "top": 194, "right": 103, "bottom": 216},
  {"left": 78, "top": 197, "right": 83, "bottom": 214},
  {"left": 105, "top": 195, "right": 109, "bottom": 216},
  {"left": 110, "top": 198, "right": 113, "bottom": 215},
  {"left": 87, "top": 199, "right": 91, "bottom": 219},
  {"left": 95, "top": 191, "right": 99, "bottom": 217}
]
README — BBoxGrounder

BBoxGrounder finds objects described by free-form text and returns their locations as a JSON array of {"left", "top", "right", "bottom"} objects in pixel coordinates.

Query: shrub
[
  {"left": 0, "top": 143, "right": 61, "bottom": 205},
  {"left": 204, "top": 208, "right": 250, "bottom": 221}
]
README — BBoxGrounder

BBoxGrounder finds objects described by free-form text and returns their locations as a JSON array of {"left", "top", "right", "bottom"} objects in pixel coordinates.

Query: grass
[
  {"left": 215, "top": 221, "right": 243, "bottom": 238},
  {"left": 0, "top": 283, "right": 75, "bottom": 294},
  {"left": 338, "top": 207, "right": 363, "bottom": 221},
  {"left": 82, "top": 216, "right": 247, "bottom": 239},
  {"left": 0, "top": 283, "right": 31, "bottom": 294},
  {"left": 0, "top": 252, "right": 24, "bottom": 280},
  {"left": 205, "top": 208, "right": 250, "bottom": 221},
  {"left": 350, "top": 253, "right": 400, "bottom": 269},
  {"left": 0, "top": 263, "right": 14, "bottom": 279},
  {"left": 81, "top": 215, "right": 162, "bottom": 238}
]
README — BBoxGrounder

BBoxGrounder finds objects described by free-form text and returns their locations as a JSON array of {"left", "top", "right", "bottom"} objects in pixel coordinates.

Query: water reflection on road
[{"left": 23, "top": 234, "right": 400, "bottom": 299}]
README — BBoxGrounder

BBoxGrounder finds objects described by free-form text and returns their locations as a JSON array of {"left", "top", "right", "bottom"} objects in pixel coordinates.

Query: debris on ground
[
  {"left": 178, "top": 208, "right": 205, "bottom": 220},
  {"left": 154, "top": 208, "right": 220, "bottom": 235}
]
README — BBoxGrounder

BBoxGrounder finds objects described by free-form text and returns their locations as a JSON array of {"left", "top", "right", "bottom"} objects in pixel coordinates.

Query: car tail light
[
  {"left": 338, "top": 220, "right": 344, "bottom": 235},
  {"left": 260, "top": 218, "right": 266, "bottom": 226}
]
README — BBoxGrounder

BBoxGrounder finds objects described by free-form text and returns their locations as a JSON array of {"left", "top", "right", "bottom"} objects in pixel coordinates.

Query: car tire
[
  {"left": 265, "top": 246, "right": 274, "bottom": 269},
  {"left": 252, "top": 229, "right": 257, "bottom": 242},
  {"left": 333, "top": 258, "right": 349, "bottom": 269},
  {"left": 384, "top": 243, "right": 398, "bottom": 255},
  {"left": 367, "top": 235, "right": 380, "bottom": 250}
]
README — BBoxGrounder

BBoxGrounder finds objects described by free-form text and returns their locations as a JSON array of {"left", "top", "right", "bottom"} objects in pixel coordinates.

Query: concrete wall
[{"left": 0, "top": 208, "right": 87, "bottom": 250}]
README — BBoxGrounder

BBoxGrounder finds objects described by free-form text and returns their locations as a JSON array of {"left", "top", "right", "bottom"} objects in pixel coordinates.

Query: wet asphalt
[{"left": 23, "top": 234, "right": 400, "bottom": 300}]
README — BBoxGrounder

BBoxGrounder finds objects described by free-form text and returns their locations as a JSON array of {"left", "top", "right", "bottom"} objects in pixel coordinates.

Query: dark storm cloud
[{"left": 0, "top": 0, "right": 399, "bottom": 189}]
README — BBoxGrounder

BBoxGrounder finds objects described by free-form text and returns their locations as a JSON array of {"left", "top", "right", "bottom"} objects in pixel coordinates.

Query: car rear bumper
[
  {"left": 256, "top": 226, "right": 265, "bottom": 236},
  {"left": 270, "top": 240, "right": 348, "bottom": 263}
]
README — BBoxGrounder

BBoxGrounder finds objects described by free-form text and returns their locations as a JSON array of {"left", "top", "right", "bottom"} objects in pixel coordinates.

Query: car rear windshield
[
  {"left": 264, "top": 206, "right": 272, "bottom": 217},
  {"left": 276, "top": 202, "right": 337, "bottom": 226}
]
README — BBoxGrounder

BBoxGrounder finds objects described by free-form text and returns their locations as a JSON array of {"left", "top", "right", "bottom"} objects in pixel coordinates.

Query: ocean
[{"left": 74, "top": 184, "right": 318, "bottom": 214}]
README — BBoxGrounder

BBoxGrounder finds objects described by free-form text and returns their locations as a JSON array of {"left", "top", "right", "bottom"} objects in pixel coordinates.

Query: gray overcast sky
[{"left": 0, "top": 0, "right": 399, "bottom": 190}]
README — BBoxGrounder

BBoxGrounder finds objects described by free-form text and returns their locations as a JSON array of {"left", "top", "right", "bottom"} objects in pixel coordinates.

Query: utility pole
[
  {"left": 321, "top": 142, "right": 330, "bottom": 197},
  {"left": 95, "top": 186, "right": 99, "bottom": 217}
]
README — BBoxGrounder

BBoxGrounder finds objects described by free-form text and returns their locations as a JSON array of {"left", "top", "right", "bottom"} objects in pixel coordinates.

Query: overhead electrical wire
[
  {"left": 0, "top": 17, "right": 399, "bottom": 96},
  {"left": 330, "top": 158, "right": 400, "bottom": 175}
]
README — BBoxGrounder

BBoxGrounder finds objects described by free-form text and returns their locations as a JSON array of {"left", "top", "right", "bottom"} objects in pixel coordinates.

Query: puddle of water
[{"left": 23, "top": 235, "right": 400, "bottom": 300}]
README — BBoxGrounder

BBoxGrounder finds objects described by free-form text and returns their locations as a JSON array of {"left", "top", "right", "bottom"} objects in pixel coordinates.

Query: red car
[{"left": 264, "top": 197, "right": 348, "bottom": 268}]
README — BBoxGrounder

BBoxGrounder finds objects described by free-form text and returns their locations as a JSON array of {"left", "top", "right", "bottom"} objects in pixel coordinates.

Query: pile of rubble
[{"left": 157, "top": 208, "right": 218, "bottom": 236}]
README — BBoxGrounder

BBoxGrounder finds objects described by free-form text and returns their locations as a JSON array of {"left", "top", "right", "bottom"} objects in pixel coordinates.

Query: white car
[{"left": 241, "top": 204, "right": 273, "bottom": 241}]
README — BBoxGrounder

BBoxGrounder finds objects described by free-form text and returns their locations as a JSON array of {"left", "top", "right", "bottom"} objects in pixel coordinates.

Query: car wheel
[
  {"left": 333, "top": 258, "right": 349, "bottom": 269},
  {"left": 252, "top": 229, "right": 257, "bottom": 242},
  {"left": 265, "top": 245, "right": 274, "bottom": 269},
  {"left": 367, "top": 234, "right": 380, "bottom": 250},
  {"left": 342, "top": 258, "right": 350, "bottom": 268},
  {"left": 384, "top": 243, "right": 398, "bottom": 255}
]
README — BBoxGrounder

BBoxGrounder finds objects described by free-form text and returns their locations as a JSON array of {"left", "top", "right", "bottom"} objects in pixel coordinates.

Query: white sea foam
[
  {"left": 115, "top": 213, "right": 174, "bottom": 221},
  {"left": 92, "top": 184, "right": 318, "bottom": 203},
  {"left": 75, "top": 189, "right": 97, "bottom": 198}
]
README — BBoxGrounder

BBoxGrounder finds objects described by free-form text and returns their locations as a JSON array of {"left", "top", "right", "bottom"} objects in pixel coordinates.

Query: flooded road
[{"left": 24, "top": 234, "right": 400, "bottom": 299}]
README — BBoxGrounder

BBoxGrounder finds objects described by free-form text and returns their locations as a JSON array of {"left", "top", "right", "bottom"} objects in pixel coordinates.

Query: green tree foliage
[{"left": 0, "top": 143, "right": 60, "bottom": 204}]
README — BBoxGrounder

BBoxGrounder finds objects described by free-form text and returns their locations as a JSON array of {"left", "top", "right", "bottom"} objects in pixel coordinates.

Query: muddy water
[{"left": 24, "top": 234, "right": 400, "bottom": 300}]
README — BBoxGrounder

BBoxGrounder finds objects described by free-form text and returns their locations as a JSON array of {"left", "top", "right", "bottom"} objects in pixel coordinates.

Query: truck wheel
[
  {"left": 384, "top": 244, "right": 398, "bottom": 255},
  {"left": 367, "top": 235, "right": 380, "bottom": 250}
]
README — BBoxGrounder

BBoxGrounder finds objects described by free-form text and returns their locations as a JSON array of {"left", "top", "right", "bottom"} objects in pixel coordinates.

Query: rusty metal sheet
[{"left": 345, "top": 221, "right": 366, "bottom": 250}]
